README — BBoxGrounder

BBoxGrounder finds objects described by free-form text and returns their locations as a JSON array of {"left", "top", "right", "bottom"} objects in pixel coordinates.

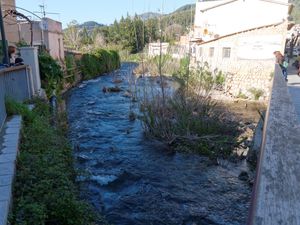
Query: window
[
  {"left": 222, "top": 47, "right": 231, "bottom": 58},
  {"left": 209, "top": 47, "right": 214, "bottom": 57}
]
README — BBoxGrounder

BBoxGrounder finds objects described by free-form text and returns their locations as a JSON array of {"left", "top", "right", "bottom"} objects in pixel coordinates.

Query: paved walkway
[
  {"left": 287, "top": 66, "right": 300, "bottom": 122},
  {"left": 0, "top": 116, "right": 22, "bottom": 225}
]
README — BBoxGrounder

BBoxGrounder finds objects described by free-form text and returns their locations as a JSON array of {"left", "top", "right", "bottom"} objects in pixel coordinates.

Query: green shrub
[
  {"left": 175, "top": 57, "right": 189, "bottom": 83},
  {"left": 141, "top": 90, "right": 239, "bottom": 159},
  {"left": 5, "top": 98, "right": 34, "bottom": 122},
  {"left": 109, "top": 50, "right": 121, "bottom": 70},
  {"left": 39, "top": 51, "right": 63, "bottom": 97},
  {"left": 65, "top": 55, "right": 77, "bottom": 82},
  {"left": 80, "top": 49, "right": 120, "bottom": 80},
  {"left": 215, "top": 71, "right": 225, "bottom": 86},
  {"left": 248, "top": 88, "right": 264, "bottom": 100},
  {"left": 237, "top": 92, "right": 248, "bottom": 99}
]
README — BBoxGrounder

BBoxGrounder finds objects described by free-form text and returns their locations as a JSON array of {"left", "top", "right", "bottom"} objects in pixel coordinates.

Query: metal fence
[{"left": 0, "top": 65, "right": 33, "bottom": 130}]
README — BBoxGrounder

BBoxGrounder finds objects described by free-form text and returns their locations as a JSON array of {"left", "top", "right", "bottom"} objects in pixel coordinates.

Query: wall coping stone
[{"left": 249, "top": 64, "right": 300, "bottom": 225}]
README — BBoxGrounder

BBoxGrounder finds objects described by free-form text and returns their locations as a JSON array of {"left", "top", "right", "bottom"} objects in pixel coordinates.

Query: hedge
[{"left": 80, "top": 49, "right": 120, "bottom": 80}]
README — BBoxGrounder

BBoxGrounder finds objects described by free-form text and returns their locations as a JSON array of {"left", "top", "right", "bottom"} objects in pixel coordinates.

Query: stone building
[
  {"left": 1, "top": 0, "right": 19, "bottom": 44},
  {"left": 192, "top": 0, "right": 291, "bottom": 99}
]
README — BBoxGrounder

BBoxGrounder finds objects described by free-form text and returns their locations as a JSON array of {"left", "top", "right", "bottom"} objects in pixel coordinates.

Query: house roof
[
  {"left": 200, "top": 0, "right": 290, "bottom": 13},
  {"left": 200, "top": 0, "right": 238, "bottom": 12},
  {"left": 193, "top": 20, "right": 285, "bottom": 45}
]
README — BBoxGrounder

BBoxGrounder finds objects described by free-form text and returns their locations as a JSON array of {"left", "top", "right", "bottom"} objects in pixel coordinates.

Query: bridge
[{"left": 249, "top": 64, "right": 300, "bottom": 225}]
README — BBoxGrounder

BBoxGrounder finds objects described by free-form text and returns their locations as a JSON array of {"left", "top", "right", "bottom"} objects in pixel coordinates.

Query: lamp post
[{"left": 0, "top": 4, "right": 9, "bottom": 65}]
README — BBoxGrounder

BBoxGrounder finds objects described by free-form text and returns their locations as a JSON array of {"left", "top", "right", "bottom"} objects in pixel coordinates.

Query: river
[{"left": 66, "top": 63, "right": 252, "bottom": 225}]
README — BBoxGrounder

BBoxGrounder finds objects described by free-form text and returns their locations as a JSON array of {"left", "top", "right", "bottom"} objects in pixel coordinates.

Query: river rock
[
  {"left": 113, "top": 79, "right": 123, "bottom": 84},
  {"left": 77, "top": 154, "right": 90, "bottom": 162},
  {"left": 102, "top": 86, "right": 123, "bottom": 93},
  {"left": 238, "top": 171, "right": 249, "bottom": 181},
  {"left": 87, "top": 101, "right": 96, "bottom": 106},
  {"left": 123, "top": 91, "right": 132, "bottom": 98},
  {"left": 91, "top": 174, "right": 119, "bottom": 186}
]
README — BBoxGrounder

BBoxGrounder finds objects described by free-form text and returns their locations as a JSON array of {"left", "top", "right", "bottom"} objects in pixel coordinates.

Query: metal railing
[{"left": 0, "top": 65, "right": 33, "bottom": 130}]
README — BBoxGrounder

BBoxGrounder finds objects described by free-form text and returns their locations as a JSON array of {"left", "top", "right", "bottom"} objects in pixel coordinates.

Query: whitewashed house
[
  {"left": 148, "top": 43, "right": 169, "bottom": 57},
  {"left": 192, "top": 0, "right": 292, "bottom": 99}
]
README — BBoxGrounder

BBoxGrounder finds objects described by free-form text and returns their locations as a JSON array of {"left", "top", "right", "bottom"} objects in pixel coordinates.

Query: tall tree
[
  {"left": 64, "top": 20, "right": 81, "bottom": 50},
  {"left": 80, "top": 27, "right": 92, "bottom": 46}
]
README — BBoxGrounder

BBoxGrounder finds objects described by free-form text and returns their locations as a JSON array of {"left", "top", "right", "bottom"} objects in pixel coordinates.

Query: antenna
[
  {"left": 39, "top": 4, "right": 45, "bottom": 17},
  {"left": 33, "top": 2, "right": 60, "bottom": 18}
]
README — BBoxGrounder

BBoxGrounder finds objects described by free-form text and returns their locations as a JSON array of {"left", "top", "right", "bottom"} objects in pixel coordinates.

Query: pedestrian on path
[{"left": 274, "top": 51, "right": 288, "bottom": 81}]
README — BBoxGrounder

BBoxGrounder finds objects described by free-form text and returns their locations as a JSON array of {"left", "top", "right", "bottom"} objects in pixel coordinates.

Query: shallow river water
[{"left": 66, "top": 63, "right": 252, "bottom": 225}]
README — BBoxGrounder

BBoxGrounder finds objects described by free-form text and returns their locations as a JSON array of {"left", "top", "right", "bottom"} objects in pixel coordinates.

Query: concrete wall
[
  {"left": 19, "top": 47, "right": 41, "bottom": 95},
  {"left": 19, "top": 22, "right": 44, "bottom": 46},
  {"left": 46, "top": 31, "right": 64, "bottom": 60},
  {"left": 194, "top": 0, "right": 289, "bottom": 40},
  {"left": 192, "top": 22, "right": 287, "bottom": 99},
  {"left": 20, "top": 18, "right": 65, "bottom": 60},
  {"left": 43, "top": 18, "right": 65, "bottom": 60},
  {"left": 248, "top": 64, "right": 300, "bottom": 225},
  {"left": 0, "top": 78, "right": 6, "bottom": 131},
  {"left": 0, "top": 66, "right": 34, "bottom": 130}
]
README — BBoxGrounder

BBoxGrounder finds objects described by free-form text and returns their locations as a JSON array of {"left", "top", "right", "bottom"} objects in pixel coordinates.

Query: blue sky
[{"left": 16, "top": 0, "right": 195, "bottom": 28}]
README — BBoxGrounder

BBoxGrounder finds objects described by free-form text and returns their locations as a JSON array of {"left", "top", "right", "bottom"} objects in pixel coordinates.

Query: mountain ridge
[{"left": 77, "top": 3, "right": 196, "bottom": 30}]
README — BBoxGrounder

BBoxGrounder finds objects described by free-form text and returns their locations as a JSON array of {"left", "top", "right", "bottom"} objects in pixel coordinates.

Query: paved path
[
  {"left": 287, "top": 66, "right": 300, "bottom": 122},
  {"left": 0, "top": 116, "right": 22, "bottom": 225}
]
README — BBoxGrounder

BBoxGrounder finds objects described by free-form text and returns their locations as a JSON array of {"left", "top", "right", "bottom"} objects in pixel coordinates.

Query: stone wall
[{"left": 192, "top": 22, "right": 287, "bottom": 100}]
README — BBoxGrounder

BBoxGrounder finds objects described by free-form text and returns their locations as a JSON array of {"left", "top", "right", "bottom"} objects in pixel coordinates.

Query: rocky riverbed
[{"left": 66, "top": 63, "right": 263, "bottom": 225}]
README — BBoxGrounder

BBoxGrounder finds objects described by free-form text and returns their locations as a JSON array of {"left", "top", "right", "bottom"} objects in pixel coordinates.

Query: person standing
[
  {"left": 274, "top": 51, "right": 288, "bottom": 81},
  {"left": 8, "top": 45, "right": 17, "bottom": 65}
]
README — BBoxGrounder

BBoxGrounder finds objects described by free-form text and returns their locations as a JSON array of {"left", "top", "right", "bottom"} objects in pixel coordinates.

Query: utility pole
[
  {"left": 0, "top": 4, "right": 9, "bottom": 65},
  {"left": 158, "top": 1, "right": 165, "bottom": 106}
]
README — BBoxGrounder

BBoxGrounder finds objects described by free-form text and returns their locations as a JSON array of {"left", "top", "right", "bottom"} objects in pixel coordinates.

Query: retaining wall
[{"left": 248, "top": 64, "right": 300, "bottom": 225}]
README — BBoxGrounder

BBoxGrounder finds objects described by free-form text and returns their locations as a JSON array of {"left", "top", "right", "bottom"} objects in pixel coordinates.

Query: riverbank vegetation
[
  {"left": 39, "top": 48, "right": 120, "bottom": 97},
  {"left": 39, "top": 51, "right": 64, "bottom": 97},
  {"left": 80, "top": 49, "right": 120, "bottom": 80},
  {"left": 138, "top": 59, "right": 239, "bottom": 159},
  {"left": 6, "top": 99, "right": 108, "bottom": 225},
  {"left": 133, "top": 54, "right": 181, "bottom": 76}
]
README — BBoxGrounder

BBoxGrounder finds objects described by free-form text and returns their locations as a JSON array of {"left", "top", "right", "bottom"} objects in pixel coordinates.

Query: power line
[{"left": 33, "top": 3, "right": 60, "bottom": 18}]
